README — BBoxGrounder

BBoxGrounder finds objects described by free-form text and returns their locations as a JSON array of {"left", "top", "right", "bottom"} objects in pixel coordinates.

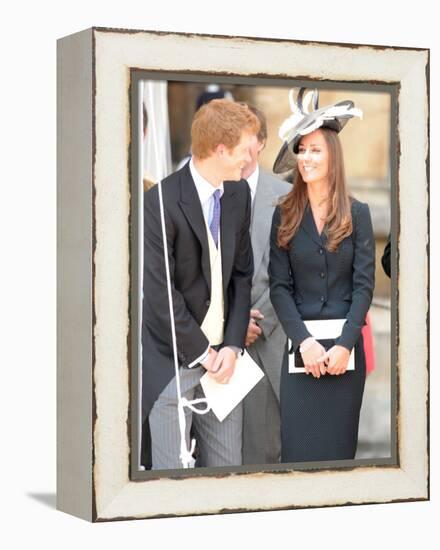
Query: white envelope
[
  {"left": 288, "top": 318, "right": 354, "bottom": 373},
  {"left": 200, "top": 350, "right": 265, "bottom": 421}
]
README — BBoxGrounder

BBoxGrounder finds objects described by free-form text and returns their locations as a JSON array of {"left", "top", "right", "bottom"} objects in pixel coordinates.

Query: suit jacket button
[
  {"left": 320, "top": 272, "right": 325, "bottom": 278},
  {"left": 320, "top": 296, "right": 325, "bottom": 302},
  {"left": 319, "top": 248, "right": 324, "bottom": 255},
  {"left": 206, "top": 300, "right": 211, "bottom": 306}
]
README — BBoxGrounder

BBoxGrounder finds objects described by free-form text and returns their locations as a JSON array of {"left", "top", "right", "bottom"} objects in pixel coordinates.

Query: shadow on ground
[{"left": 27, "top": 493, "right": 56, "bottom": 509}]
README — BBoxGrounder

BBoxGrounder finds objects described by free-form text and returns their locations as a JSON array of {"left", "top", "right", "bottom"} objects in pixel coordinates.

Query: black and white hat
[{"left": 273, "top": 88, "right": 363, "bottom": 174}]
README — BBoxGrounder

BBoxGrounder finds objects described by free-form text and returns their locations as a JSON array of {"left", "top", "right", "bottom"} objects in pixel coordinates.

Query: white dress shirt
[
  {"left": 189, "top": 158, "right": 224, "bottom": 226},
  {"left": 245, "top": 165, "right": 259, "bottom": 203},
  {"left": 187, "top": 158, "right": 239, "bottom": 368}
]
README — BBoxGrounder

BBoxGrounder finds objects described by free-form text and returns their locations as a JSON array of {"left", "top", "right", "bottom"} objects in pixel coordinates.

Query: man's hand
[
  {"left": 245, "top": 309, "right": 264, "bottom": 347},
  {"left": 200, "top": 348, "right": 218, "bottom": 372},
  {"left": 208, "top": 347, "right": 237, "bottom": 384},
  {"left": 321, "top": 345, "right": 351, "bottom": 375}
]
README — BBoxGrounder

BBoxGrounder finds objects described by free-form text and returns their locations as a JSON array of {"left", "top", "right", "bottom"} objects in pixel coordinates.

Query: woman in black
[{"left": 270, "top": 89, "right": 375, "bottom": 462}]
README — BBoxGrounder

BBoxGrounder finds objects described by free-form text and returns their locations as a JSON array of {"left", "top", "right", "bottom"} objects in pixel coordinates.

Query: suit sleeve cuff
[
  {"left": 188, "top": 345, "right": 210, "bottom": 368},
  {"left": 335, "top": 326, "right": 360, "bottom": 352},
  {"left": 291, "top": 324, "right": 313, "bottom": 352}
]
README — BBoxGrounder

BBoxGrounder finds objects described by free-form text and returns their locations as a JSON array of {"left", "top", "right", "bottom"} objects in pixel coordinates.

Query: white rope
[{"left": 157, "top": 180, "right": 211, "bottom": 468}]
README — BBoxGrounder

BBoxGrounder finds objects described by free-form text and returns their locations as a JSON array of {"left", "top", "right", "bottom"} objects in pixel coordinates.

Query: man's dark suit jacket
[
  {"left": 381, "top": 234, "right": 391, "bottom": 278},
  {"left": 269, "top": 198, "right": 375, "bottom": 352},
  {"left": 142, "top": 163, "right": 253, "bottom": 420}
]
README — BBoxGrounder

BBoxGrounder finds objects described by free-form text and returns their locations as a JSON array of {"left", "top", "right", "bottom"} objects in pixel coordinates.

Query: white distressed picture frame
[{"left": 57, "top": 27, "right": 429, "bottom": 522}]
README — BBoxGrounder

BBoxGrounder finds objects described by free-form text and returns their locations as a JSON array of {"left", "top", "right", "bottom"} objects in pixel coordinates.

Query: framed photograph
[{"left": 57, "top": 27, "right": 429, "bottom": 521}]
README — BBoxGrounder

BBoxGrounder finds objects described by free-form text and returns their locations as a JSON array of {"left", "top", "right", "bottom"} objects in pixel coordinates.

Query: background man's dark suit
[
  {"left": 141, "top": 163, "right": 253, "bottom": 450},
  {"left": 381, "top": 234, "right": 391, "bottom": 277}
]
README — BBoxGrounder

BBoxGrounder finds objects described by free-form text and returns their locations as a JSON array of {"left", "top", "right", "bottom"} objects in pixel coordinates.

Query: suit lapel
[
  {"left": 250, "top": 172, "right": 274, "bottom": 278},
  {"left": 300, "top": 203, "right": 324, "bottom": 246},
  {"left": 220, "top": 182, "right": 238, "bottom": 296},
  {"left": 178, "top": 164, "right": 211, "bottom": 291}
]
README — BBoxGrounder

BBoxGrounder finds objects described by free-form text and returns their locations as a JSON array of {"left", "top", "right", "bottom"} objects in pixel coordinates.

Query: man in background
[{"left": 242, "top": 106, "right": 290, "bottom": 465}]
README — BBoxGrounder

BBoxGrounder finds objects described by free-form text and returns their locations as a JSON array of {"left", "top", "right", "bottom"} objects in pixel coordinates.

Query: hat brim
[{"left": 272, "top": 141, "right": 297, "bottom": 175}]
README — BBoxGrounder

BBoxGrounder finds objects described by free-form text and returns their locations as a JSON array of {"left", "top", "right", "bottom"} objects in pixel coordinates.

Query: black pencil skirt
[{"left": 280, "top": 335, "right": 366, "bottom": 463}]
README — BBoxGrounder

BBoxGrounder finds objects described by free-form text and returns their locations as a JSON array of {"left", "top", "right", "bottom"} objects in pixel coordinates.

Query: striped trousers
[{"left": 149, "top": 365, "right": 243, "bottom": 470}]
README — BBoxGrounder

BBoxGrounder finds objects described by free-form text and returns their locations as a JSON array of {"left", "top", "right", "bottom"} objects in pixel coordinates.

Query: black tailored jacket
[
  {"left": 269, "top": 198, "right": 375, "bottom": 353},
  {"left": 142, "top": 163, "right": 253, "bottom": 418}
]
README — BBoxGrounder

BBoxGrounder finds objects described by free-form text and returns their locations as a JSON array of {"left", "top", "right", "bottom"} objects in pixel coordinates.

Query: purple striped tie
[{"left": 209, "top": 189, "right": 221, "bottom": 248}]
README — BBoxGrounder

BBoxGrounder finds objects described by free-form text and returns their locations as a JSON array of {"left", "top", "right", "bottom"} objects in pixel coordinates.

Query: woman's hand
[
  {"left": 300, "top": 339, "right": 327, "bottom": 378},
  {"left": 323, "top": 345, "right": 351, "bottom": 375}
]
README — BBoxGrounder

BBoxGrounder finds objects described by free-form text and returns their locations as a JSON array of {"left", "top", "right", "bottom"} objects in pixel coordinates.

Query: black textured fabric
[
  {"left": 280, "top": 335, "right": 366, "bottom": 463},
  {"left": 269, "top": 198, "right": 374, "bottom": 464}
]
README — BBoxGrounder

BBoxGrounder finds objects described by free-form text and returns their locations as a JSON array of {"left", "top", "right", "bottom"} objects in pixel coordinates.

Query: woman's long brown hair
[{"left": 277, "top": 128, "right": 352, "bottom": 252}]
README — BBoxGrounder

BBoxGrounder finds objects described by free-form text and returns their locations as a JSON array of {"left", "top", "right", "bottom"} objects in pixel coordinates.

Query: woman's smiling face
[{"left": 296, "top": 129, "right": 330, "bottom": 186}]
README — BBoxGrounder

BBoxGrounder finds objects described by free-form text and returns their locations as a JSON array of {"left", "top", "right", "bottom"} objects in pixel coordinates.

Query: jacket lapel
[
  {"left": 178, "top": 164, "right": 211, "bottom": 291},
  {"left": 220, "top": 182, "right": 238, "bottom": 296},
  {"left": 250, "top": 172, "right": 274, "bottom": 279},
  {"left": 300, "top": 203, "right": 324, "bottom": 246}
]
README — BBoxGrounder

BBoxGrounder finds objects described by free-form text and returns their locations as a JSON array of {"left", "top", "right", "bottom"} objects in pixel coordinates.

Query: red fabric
[{"left": 362, "top": 312, "right": 376, "bottom": 375}]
